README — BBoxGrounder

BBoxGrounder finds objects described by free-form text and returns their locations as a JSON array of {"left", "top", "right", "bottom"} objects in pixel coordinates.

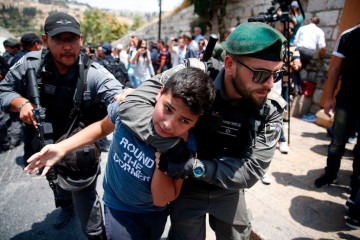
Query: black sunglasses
[{"left": 230, "top": 55, "right": 286, "bottom": 84}]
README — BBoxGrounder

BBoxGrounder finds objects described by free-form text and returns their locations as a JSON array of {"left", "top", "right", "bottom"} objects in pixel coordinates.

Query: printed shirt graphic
[{"left": 103, "top": 102, "right": 166, "bottom": 213}]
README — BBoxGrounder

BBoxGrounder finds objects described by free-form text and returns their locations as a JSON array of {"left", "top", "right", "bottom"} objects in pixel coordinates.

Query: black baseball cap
[
  {"left": 3, "top": 39, "right": 20, "bottom": 48},
  {"left": 45, "top": 12, "right": 81, "bottom": 37},
  {"left": 20, "top": 33, "right": 42, "bottom": 47}
]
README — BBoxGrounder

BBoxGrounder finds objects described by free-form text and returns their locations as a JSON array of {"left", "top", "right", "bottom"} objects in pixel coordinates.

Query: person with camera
[
  {"left": 117, "top": 22, "right": 287, "bottom": 239},
  {"left": 0, "top": 12, "right": 124, "bottom": 239},
  {"left": 130, "top": 39, "right": 155, "bottom": 87},
  {"left": 169, "top": 36, "right": 186, "bottom": 67}
]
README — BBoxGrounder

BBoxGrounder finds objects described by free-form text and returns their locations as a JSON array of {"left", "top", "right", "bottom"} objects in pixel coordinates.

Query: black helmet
[{"left": 55, "top": 127, "right": 101, "bottom": 191}]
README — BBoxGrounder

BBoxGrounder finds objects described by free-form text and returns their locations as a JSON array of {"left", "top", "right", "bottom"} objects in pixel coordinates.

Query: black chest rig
[
  {"left": 194, "top": 90, "right": 270, "bottom": 160},
  {"left": 33, "top": 49, "right": 95, "bottom": 139}
]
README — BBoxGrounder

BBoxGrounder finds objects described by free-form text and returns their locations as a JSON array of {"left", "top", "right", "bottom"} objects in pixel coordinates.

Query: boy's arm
[
  {"left": 151, "top": 151, "right": 183, "bottom": 206},
  {"left": 24, "top": 115, "right": 115, "bottom": 176}
]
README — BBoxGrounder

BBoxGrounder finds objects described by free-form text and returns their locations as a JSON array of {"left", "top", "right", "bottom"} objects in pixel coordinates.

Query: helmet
[
  {"left": 57, "top": 163, "right": 100, "bottom": 191},
  {"left": 55, "top": 127, "right": 101, "bottom": 191}
]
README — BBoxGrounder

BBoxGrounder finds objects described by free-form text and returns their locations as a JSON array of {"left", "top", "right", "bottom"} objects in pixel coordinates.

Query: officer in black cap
[
  {"left": 117, "top": 22, "right": 288, "bottom": 239},
  {"left": 0, "top": 12, "right": 123, "bottom": 239},
  {"left": 2, "top": 39, "right": 20, "bottom": 64},
  {"left": 9, "top": 33, "right": 42, "bottom": 67}
]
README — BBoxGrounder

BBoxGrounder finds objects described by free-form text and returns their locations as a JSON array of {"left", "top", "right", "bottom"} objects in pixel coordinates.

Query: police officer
[
  {"left": 9, "top": 33, "right": 43, "bottom": 67},
  {"left": 0, "top": 12, "right": 123, "bottom": 239},
  {"left": 2, "top": 39, "right": 20, "bottom": 64},
  {"left": 118, "top": 22, "right": 287, "bottom": 239}
]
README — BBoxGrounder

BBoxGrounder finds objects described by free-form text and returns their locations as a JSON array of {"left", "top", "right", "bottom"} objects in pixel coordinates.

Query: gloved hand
[{"left": 158, "top": 139, "right": 195, "bottom": 179}]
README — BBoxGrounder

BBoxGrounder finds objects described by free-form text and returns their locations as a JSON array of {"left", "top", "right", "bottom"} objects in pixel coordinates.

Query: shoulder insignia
[{"left": 264, "top": 122, "right": 282, "bottom": 147}]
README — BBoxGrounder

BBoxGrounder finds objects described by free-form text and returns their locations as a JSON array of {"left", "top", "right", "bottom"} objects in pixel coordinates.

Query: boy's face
[{"left": 153, "top": 89, "right": 199, "bottom": 138}]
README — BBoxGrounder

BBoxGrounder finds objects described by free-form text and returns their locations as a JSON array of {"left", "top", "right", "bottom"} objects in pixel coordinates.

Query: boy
[{"left": 24, "top": 67, "right": 215, "bottom": 240}]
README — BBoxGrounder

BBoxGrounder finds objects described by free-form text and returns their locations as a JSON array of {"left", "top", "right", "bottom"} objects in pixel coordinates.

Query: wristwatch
[{"left": 193, "top": 159, "right": 205, "bottom": 178}]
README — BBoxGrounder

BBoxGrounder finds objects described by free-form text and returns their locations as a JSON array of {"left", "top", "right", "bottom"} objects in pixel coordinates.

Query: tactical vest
[
  {"left": 194, "top": 90, "right": 269, "bottom": 161},
  {"left": 34, "top": 49, "right": 107, "bottom": 139}
]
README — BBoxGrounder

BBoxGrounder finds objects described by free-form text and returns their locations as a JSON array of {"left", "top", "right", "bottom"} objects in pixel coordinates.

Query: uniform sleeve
[
  {"left": 200, "top": 101, "right": 284, "bottom": 190},
  {"left": 0, "top": 53, "right": 40, "bottom": 112},
  {"left": 118, "top": 79, "right": 177, "bottom": 153},
  {"left": 86, "top": 62, "right": 124, "bottom": 107}
]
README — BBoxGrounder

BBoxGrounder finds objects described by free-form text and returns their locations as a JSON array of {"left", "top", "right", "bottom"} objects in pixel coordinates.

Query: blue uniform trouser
[
  {"left": 57, "top": 176, "right": 105, "bottom": 238},
  {"left": 7, "top": 112, "right": 22, "bottom": 145},
  {"left": 326, "top": 103, "right": 360, "bottom": 188},
  {"left": 0, "top": 110, "right": 9, "bottom": 148},
  {"left": 168, "top": 180, "right": 252, "bottom": 240}
]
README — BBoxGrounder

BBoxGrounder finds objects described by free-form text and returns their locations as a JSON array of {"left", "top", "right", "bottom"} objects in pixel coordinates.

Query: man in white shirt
[
  {"left": 116, "top": 43, "right": 129, "bottom": 69},
  {"left": 294, "top": 15, "right": 326, "bottom": 67},
  {"left": 169, "top": 37, "right": 187, "bottom": 66}
]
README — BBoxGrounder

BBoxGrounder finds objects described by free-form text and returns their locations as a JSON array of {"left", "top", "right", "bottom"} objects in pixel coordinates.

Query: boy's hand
[
  {"left": 159, "top": 139, "right": 195, "bottom": 179},
  {"left": 24, "top": 144, "right": 66, "bottom": 176}
]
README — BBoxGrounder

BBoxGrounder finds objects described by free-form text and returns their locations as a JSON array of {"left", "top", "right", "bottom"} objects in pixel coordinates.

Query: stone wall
[
  {"left": 114, "top": 0, "right": 346, "bottom": 116},
  {"left": 113, "top": 5, "right": 198, "bottom": 48}
]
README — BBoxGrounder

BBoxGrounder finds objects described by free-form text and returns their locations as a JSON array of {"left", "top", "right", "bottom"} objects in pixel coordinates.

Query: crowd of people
[{"left": 0, "top": 1, "right": 359, "bottom": 239}]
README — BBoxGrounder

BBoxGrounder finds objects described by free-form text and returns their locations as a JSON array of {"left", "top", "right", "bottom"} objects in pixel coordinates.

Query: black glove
[{"left": 159, "top": 139, "right": 195, "bottom": 179}]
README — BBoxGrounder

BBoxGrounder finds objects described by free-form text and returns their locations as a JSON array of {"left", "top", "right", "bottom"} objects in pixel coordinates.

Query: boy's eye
[
  {"left": 164, "top": 105, "right": 171, "bottom": 112},
  {"left": 180, "top": 118, "right": 190, "bottom": 124}
]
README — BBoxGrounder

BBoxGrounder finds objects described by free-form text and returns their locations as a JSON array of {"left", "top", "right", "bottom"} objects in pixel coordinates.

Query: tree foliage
[
  {"left": 131, "top": 15, "right": 145, "bottom": 31},
  {"left": 0, "top": 4, "right": 40, "bottom": 37},
  {"left": 80, "top": 9, "right": 129, "bottom": 45},
  {"left": 190, "top": 0, "right": 227, "bottom": 39}
]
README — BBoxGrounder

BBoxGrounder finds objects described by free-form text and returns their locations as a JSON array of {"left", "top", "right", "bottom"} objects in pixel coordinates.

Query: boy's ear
[{"left": 155, "top": 86, "right": 164, "bottom": 101}]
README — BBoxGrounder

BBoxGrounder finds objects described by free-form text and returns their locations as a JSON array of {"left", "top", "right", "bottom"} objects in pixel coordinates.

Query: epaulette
[{"left": 267, "top": 90, "right": 287, "bottom": 109}]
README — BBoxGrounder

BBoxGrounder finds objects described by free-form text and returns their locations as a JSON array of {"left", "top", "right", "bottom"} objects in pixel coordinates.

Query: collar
[{"left": 214, "top": 67, "right": 230, "bottom": 101}]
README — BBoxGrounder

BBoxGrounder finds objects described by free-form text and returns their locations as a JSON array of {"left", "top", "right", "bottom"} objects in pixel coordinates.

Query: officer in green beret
[{"left": 116, "top": 22, "right": 288, "bottom": 239}]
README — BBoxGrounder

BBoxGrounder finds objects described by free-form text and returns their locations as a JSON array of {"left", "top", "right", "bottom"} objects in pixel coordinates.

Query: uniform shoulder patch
[{"left": 264, "top": 122, "right": 282, "bottom": 147}]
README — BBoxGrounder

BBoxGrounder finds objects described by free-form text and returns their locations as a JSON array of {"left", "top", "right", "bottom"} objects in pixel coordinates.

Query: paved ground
[{"left": 0, "top": 117, "right": 359, "bottom": 240}]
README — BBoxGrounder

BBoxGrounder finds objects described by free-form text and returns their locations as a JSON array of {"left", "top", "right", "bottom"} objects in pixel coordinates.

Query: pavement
[{"left": 0, "top": 117, "right": 359, "bottom": 240}]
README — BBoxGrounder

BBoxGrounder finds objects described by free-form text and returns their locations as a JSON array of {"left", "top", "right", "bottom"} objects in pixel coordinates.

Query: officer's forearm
[{"left": 9, "top": 97, "right": 30, "bottom": 112}]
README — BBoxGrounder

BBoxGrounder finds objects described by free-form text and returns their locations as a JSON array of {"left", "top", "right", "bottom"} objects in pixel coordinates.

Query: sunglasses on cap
[{"left": 230, "top": 55, "right": 286, "bottom": 84}]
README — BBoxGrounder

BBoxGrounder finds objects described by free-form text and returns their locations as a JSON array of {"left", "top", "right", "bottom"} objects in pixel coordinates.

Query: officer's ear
[
  {"left": 224, "top": 55, "right": 235, "bottom": 76},
  {"left": 155, "top": 86, "right": 164, "bottom": 101},
  {"left": 42, "top": 34, "right": 49, "bottom": 49}
]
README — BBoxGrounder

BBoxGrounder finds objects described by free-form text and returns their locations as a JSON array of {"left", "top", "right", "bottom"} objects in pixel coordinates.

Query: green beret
[
  {"left": 222, "top": 22, "right": 286, "bottom": 61},
  {"left": 212, "top": 43, "right": 225, "bottom": 61}
]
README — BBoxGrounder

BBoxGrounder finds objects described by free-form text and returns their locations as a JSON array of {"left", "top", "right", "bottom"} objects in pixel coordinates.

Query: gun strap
[{"left": 65, "top": 53, "right": 91, "bottom": 133}]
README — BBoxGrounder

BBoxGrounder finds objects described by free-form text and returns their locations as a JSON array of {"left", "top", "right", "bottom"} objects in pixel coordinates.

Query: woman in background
[{"left": 130, "top": 39, "right": 155, "bottom": 88}]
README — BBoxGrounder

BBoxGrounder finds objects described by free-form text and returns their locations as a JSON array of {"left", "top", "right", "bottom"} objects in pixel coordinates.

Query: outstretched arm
[{"left": 24, "top": 115, "right": 115, "bottom": 176}]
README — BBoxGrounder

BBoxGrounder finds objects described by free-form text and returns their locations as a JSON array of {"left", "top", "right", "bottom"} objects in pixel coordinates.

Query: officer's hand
[
  {"left": 114, "top": 88, "right": 135, "bottom": 102},
  {"left": 19, "top": 102, "right": 37, "bottom": 128},
  {"left": 24, "top": 144, "right": 66, "bottom": 176},
  {"left": 159, "top": 139, "right": 195, "bottom": 179}
]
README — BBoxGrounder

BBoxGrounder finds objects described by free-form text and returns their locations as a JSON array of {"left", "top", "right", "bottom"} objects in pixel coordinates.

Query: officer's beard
[{"left": 231, "top": 77, "right": 269, "bottom": 109}]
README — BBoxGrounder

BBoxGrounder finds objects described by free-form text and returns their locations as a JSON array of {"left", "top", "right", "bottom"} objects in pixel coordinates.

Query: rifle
[{"left": 26, "top": 68, "right": 61, "bottom": 208}]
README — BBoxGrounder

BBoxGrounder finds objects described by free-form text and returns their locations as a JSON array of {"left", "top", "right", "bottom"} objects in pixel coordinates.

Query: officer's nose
[{"left": 262, "top": 75, "right": 274, "bottom": 89}]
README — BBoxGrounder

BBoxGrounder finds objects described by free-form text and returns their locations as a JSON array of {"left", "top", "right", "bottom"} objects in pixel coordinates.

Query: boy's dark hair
[{"left": 163, "top": 67, "right": 216, "bottom": 115}]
